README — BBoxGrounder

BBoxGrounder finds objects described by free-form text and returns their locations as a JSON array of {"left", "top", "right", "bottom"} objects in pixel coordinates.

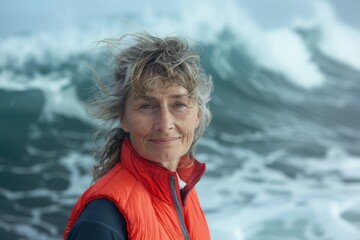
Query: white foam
[
  {"left": 140, "top": 0, "right": 325, "bottom": 89},
  {"left": 200, "top": 173, "right": 360, "bottom": 239},
  {"left": 0, "top": 30, "right": 77, "bottom": 69},
  {"left": 143, "top": 0, "right": 359, "bottom": 87},
  {"left": 2, "top": 0, "right": 354, "bottom": 93},
  {"left": 58, "top": 151, "right": 93, "bottom": 197},
  {"left": 311, "top": 201, "right": 360, "bottom": 240},
  {"left": 196, "top": 137, "right": 360, "bottom": 239},
  {"left": 13, "top": 224, "right": 57, "bottom": 240},
  {"left": 42, "top": 82, "right": 88, "bottom": 122},
  {"left": 1, "top": 0, "right": 358, "bottom": 91},
  {"left": 0, "top": 70, "right": 90, "bottom": 123},
  {"left": 0, "top": 26, "right": 116, "bottom": 69},
  {"left": 256, "top": 29, "right": 325, "bottom": 88},
  {"left": 0, "top": 22, "right": 132, "bottom": 123},
  {"left": 296, "top": 1, "right": 360, "bottom": 71},
  {"left": 303, "top": 147, "right": 360, "bottom": 181}
]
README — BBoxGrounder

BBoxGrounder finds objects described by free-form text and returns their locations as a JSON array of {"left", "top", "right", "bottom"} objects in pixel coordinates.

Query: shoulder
[
  {"left": 67, "top": 199, "right": 128, "bottom": 240},
  {"left": 80, "top": 164, "right": 140, "bottom": 207}
]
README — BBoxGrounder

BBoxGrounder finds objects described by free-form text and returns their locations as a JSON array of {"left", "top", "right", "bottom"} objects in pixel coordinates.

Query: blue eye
[
  {"left": 141, "top": 104, "right": 153, "bottom": 109},
  {"left": 175, "top": 102, "right": 187, "bottom": 108}
]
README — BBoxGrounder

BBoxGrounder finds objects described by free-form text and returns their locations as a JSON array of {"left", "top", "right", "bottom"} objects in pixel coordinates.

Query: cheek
[
  {"left": 181, "top": 115, "right": 199, "bottom": 136},
  {"left": 128, "top": 117, "right": 152, "bottom": 137}
]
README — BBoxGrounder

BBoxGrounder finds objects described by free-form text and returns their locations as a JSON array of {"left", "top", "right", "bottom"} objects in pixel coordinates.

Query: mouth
[{"left": 149, "top": 137, "right": 180, "bottom": 144}]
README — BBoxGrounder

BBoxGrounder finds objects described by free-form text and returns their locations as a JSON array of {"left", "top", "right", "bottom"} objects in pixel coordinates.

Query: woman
[{"left": 64, "top": 33, "right": 213, "bottom": 240}]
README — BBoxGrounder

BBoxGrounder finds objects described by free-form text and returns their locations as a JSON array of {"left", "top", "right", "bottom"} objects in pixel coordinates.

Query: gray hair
[{"left": 90, "top": 33, "right": 213, "bottom": 182}]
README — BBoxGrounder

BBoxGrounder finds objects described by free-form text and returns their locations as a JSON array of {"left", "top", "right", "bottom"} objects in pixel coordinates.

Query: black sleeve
[{"left": 67, "top": 198, "right": 128, "bottom": 240}]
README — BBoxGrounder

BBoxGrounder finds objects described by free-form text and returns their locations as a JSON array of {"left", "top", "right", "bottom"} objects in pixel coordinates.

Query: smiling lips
[{"left": 150, "top": 137, "right": 180, "bottom": 144}]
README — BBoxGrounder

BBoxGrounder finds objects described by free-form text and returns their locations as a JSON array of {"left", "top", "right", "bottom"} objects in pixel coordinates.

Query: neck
[{"left": 148, "top": 159, "right": 179, "bottom": 172}]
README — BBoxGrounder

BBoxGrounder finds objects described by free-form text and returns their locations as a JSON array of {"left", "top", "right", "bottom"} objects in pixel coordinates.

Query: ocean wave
[{"left": 1, "top": 1, "right": 359, "bottom": 239}]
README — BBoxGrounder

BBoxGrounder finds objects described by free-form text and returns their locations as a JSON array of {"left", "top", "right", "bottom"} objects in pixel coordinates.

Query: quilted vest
[{"left": 64, "top": 139, "right": 211, "bottom": 240}]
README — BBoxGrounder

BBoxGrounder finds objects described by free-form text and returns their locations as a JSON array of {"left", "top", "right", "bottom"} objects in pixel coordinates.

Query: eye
[
  {"left": 174, "top": 102, "right": 187, "bottom": 109},
  {"left": 140, "top": 103, "right": 154, "bottom": 110}
]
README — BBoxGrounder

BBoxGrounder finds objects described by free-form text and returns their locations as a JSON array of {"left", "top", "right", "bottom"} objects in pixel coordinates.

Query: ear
[
  {"left": 120, "top": 114, "right": 130, "bottom": 133},
  {"left": 195, "top": 108, "right": 201, "bottom": 128}
]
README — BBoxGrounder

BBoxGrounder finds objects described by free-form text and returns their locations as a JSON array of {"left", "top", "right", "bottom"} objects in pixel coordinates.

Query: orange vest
[{"left": 64, "top": 139, "right": 211, "bottom": 240}]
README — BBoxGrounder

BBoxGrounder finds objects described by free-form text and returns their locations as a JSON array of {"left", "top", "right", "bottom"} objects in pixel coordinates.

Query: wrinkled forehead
[
  {"left": 131, "top": 70, "right": 196, "bottom": 97},
  {"left": 128, "top": 84, "right": 191, "bottom": 101}
]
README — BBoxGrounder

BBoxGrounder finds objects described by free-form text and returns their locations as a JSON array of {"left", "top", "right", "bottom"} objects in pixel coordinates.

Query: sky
[{"left": 0, "top": 0, "right": 359, "bottom": 37}]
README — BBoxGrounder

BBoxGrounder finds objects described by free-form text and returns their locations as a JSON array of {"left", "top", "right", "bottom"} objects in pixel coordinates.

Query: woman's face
[{"left": 121, "top": 84, "right": 200, "bottom": 171}]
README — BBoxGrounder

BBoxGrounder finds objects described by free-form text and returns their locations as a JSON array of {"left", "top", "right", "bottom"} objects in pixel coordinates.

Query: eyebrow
[
  {"left": 135, "top": 94, "right": 190, "bottom": 101},
  {"left": 170, "top": 94, "right": 190, "bottom": 99}
]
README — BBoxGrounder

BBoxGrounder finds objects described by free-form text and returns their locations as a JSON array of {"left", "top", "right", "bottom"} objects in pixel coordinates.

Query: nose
[{"left": 154, "top": 107, "right": 174, "bottom": 132}]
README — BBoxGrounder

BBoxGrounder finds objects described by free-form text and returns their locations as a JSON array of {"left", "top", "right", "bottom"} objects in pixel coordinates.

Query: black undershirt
[{"left": 67, "top": 198, "right": 128, "bottom": 240}]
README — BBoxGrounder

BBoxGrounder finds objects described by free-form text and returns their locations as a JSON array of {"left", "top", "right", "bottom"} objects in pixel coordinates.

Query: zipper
[{"left": 170, "top": 175, "right": 190, "bottom": 240}]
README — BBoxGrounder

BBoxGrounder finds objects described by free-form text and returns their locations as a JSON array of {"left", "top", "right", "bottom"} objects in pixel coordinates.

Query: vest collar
[{"left": 120, "top": 139, "right": 206, "bottom": 204}]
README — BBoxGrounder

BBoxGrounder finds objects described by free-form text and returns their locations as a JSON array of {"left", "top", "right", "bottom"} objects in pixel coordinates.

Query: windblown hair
[{"left": 90, "top": 33, "right": 213, "bottom": 182}]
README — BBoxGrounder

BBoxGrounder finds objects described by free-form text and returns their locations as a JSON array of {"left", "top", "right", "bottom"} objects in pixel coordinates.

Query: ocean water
[{"left": 1, "top": 0, "right": 360, "bottom": 239}]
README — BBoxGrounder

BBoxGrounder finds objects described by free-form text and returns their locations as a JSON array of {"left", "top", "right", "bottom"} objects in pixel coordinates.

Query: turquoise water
[{"left": 1, "top": 1, "right": 360, "bottom": 239}]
